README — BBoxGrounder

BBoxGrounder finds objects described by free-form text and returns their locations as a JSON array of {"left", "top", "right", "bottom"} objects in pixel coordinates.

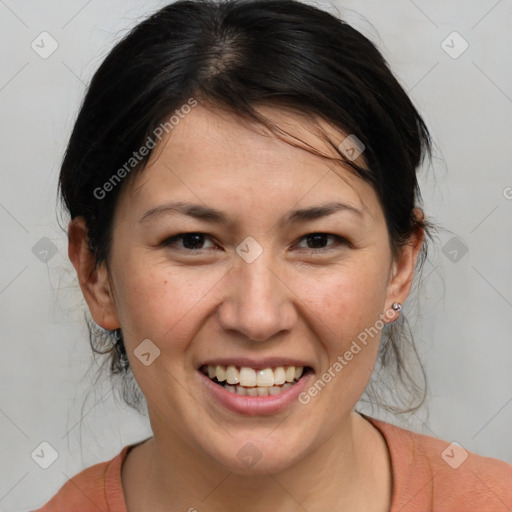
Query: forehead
[{"left": 123, "top": 103, "right": 381, "bottom": 224}]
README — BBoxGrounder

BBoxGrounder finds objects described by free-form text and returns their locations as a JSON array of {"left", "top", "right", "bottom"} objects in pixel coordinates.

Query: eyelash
[{"left": 161, "top": 232, "right": 348, "bottom": 253}]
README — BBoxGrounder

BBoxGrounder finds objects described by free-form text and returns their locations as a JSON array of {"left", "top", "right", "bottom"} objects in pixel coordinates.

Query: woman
[{"left": 33, "top": 0, "right": 512, "bottom": 510}]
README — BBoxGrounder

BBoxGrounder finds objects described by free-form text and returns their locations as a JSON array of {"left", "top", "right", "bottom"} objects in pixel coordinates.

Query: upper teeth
[{"left": 204, "top": 365, "right": 304, "bottom": 387}]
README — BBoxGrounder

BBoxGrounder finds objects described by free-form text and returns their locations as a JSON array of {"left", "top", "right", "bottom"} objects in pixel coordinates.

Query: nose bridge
[
  {"left": 241, "top": 252, "right": 280, "bottom": 305},
  {"left": 219, "top": 246, "right": 295, "bottom": 341}
]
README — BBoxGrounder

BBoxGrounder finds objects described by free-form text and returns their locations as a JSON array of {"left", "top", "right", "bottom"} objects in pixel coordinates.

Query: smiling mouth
[{"left": 200, "top": 364, "right": 313, "bottom": 397}]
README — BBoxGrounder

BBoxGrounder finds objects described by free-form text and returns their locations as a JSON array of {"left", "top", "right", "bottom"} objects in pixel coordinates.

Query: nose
[{"left": 217, "top": 251, "right": 297, "bottom": 342}]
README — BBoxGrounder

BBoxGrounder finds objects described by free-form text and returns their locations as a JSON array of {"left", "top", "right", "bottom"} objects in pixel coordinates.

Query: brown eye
[
  {"left": 295, "top": 233, "right": 346, "bottom": 251},
  {"left": 162, "top": 233, "right": 216, "bottom": 251}
]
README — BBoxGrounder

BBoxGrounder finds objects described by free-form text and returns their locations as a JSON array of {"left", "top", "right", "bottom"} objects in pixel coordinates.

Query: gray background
[{"left": 0, "top": 0, "right": 511, "bottom": 510}]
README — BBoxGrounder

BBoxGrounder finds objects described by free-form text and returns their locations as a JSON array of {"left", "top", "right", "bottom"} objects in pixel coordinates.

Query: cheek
[
  {"left": 301, "top": 276, "right": 384, "bottom": 403},
  {"left": 112, "top": 258, "right": 227, "bottom": 346},
  {"left": 301, "top": 262, "right": 389, "bottom": 333},
  {"left": 296, "top": 262, "right": 389, "bottom": 388}
]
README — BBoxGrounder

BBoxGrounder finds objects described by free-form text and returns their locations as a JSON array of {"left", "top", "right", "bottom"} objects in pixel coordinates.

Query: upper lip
[{"left": 198, "top": 357, "right": 313, "bottom": 371}]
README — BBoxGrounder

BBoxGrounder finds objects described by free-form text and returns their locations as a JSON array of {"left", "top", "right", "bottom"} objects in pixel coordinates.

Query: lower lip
[{"left": 198, "top": 370, "right": 314, "bottom": 416}]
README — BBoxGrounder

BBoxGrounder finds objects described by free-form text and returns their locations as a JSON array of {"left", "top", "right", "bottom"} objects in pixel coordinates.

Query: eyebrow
[{"left": 139, "top": 200, "right": 365, "bottom": 226}]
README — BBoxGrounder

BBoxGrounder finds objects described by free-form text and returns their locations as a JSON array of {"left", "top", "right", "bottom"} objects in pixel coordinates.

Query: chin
[{"left": 200, "top": 432, "right": 308, "bottom": 476}]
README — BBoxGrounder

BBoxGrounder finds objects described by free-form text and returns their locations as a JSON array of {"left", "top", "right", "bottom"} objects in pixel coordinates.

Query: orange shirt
[{"left": 32, "top": 416, "right": 512, "bottom": 511}]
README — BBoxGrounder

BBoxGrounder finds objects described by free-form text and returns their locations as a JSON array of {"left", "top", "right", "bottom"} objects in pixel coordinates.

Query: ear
[
  {"left": 384, "top": 208, "right": 425, "bottom": 320},
  {"left": 68, "top": 217, "right": 120, "bottom": 330}
]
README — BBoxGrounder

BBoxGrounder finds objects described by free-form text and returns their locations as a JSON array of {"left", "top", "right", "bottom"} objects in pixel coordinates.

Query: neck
[{"left": 122, "top": 412, "right": 391, "bottom": 512}]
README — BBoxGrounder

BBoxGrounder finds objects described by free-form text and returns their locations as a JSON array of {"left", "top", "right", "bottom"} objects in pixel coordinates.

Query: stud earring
[{"left": 391, "top": 301, "right": 402, "bottom": 313}]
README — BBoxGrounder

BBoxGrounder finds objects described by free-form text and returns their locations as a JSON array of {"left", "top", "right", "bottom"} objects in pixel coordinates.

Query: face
[{"left": 72, "top": 103, "right": 421, "bottom": 475}]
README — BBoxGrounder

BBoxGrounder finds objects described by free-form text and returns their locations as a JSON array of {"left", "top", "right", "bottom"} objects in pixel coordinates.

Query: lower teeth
[{"left": 221, "top": 381, "right": 296, "bottom": 396}]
